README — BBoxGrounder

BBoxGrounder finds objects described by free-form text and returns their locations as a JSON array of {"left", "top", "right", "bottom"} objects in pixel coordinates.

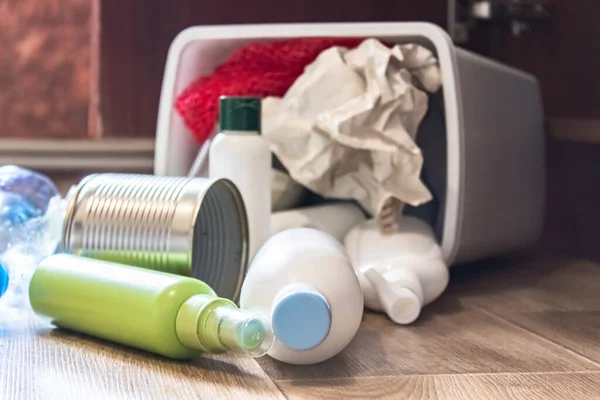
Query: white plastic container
[
  {"left": 155, "top": 22, "right": 545, "bottom": 266},
  {"left": 240, "top": 228, "right": 364, "bottom": 365},
  {"left": 209, "top": 97, "right": 271, "bottom": 262},
  {"left": 344, "top": 217, "right": 449, "bottom": 325},
  {"left": 269, "top": 203, "right": 366, "bottom": 242}
]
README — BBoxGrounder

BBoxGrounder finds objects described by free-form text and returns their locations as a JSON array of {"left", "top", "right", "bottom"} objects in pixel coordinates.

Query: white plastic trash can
[{"left": 154, "top": 22, "right": 545, "bottom": 266}]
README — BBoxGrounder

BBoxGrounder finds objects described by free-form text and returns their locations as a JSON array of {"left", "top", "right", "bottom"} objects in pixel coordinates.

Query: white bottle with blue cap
[{"left": 240, "top": 228, "right": 364, "bottom": 365}]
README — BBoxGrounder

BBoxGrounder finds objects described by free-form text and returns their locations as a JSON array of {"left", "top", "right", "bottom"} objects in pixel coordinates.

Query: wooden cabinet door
[
  {"left": 460, "top": 0, "right": 600, "bottom": 260},
  {"left": 463, "top": 0, "right": 600, "bottom": 142},
  {"left": 0, "top": 0, "right": 93, "bottom": 139}
]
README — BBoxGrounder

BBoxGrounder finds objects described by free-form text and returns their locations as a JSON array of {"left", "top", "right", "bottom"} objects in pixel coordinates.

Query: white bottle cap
[{"left": 364, "top": 267, "right": 423, "bottom": 325}]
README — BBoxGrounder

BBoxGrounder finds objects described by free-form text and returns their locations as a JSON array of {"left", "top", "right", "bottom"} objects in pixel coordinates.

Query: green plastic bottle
[{"left": 29, "top": 254, "right": 273, "bottom": 360}]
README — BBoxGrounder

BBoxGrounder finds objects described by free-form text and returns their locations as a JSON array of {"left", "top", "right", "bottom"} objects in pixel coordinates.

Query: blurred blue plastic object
[
  {"left": 0, "top": 165, "right": 59, "bottom": 251},
  {"left": 0, "top": 191, "right": 41, "bottom": 226},
  {"left": 0, "top": 259, "right": 8, "bottom": 297},
  {"left": 0, "top": 165, "right": 59, "bottom": 221},
  {"left": 0, "top": 166, "right": 61, "bottom": 301}
]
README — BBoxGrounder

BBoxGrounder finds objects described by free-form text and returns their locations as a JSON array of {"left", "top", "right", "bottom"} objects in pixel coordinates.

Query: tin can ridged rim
[{"left": 190, "top": 177, "right": 249, "bottom": 303}]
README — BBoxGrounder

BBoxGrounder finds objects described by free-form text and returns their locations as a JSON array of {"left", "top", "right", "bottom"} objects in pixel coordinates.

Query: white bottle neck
[{"left": 364, "top": 266, "right": 424, "bottom": 325}]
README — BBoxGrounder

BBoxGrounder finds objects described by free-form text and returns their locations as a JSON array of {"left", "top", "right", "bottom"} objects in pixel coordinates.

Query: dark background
[{"left": 0, "top": 0, "right": 598, "bottom": 260}]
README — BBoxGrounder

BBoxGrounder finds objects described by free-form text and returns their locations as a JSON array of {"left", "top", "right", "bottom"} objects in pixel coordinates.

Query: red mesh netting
[{"left": 175, "top": 38, "right": 365, "bottom": 144}]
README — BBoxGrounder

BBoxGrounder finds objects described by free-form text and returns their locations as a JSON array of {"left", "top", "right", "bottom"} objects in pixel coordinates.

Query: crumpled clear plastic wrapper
[
  {"left": 262, "top": 39, "right": 442, "bottom": 232},
  {"left": 0, "top": 165, "right": 59, "bottom": 213},
  {"left": 0, "top": 195, "right": 65, "bottom": 319},
  {"left": 0, "top": 166, "right": 65, "bottom": 320}
]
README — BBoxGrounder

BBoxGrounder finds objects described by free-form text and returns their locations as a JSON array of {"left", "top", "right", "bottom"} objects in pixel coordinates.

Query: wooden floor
[{"left": 2, "top": 250, "right": 600, "bottom": 399}]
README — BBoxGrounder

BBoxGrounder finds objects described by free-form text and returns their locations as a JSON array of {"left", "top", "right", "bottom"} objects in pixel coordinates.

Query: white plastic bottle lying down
[
  {"left": 344, "top": 216, "right": 449, "bottom": 325},
  {"left": 240, "top": 228, "right": 364, "bottom": 365},
  {"left": 269, "top": 202, "right": 366, "bottom": 242}
]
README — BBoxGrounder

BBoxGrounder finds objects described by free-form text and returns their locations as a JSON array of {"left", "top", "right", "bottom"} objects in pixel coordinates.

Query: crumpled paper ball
[{"left": 262, "top": 39, "right": 442, "bottom": 233}]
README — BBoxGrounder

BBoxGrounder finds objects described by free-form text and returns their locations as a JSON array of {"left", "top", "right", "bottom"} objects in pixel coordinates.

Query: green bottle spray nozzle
[{"left": 176, "top": 294, "right": 274, "bottom": 357}]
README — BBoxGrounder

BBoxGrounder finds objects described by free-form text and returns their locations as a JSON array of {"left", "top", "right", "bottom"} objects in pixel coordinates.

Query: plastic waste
[
  {"left": 240, "top": 228, "right": 363, "bottom": 365},
  {"left": 344, "top": 217, "right": 449, "bottom": 325},
  {"left": 30, "top": 254, "right": 274, "bottom": 359},
  {"left": 0, "top": 259, "right": 8, "bottom": 298},
  {"left": 0, "top": 166, "right": 64, "bottom": 315},
  {"left": 270, "top": 202, "right": 366, "bottom": 242},
  {"left": 0, "top": 165, "right": 59, "bottom": 212},
  {"left": 209, "top": 97, "right": 272, "bottom": 263}
]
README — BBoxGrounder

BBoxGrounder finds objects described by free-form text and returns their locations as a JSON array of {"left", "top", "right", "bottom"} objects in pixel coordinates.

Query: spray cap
[
  {"left": 176, "top": 294, "right": 273, "bottom": 357},
  {"left": 271, "top": 284, "right": 331, "bottom": 351},
  {"left": 0, "top": 259, "right": 8, "bottom": 298},
  {"left": 364, "top": 267, "right": 423, "bottom": 325},
  {"left": 219, "top": 96, "right": 261, "bottom": 132}
]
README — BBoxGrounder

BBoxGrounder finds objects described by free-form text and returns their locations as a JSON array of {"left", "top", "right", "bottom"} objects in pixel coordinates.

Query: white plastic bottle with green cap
[
  {"left": 240, "top": 228, "right": 364, "bottom": 365},
  {"left": 209, "top": 96, "right": 271, "bottom": 263},
  {"left": 344, "top": 216, "right": 449, "bottom": 325}
]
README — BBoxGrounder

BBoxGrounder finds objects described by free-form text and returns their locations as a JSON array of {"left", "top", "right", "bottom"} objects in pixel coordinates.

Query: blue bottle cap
[
  {"left": 0, "top": 260, "right": 8, "bottom": 298},
  {"left": 271, "top": 290, "right": 331, "bottom": 351}
]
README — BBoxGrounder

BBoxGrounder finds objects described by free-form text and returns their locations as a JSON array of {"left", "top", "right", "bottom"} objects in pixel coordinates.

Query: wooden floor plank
[
  {"left": 449, "top": 252, "right": 600, "bottom": 313},
  {"left": 257, "top": 306, "right": 597, "bottom": 381},
  {"left": 0, "top": 312, "right": 285, "bottom": 400},
  {"left": 499, "top": 311, "right": 600, "bottom": 365},
  {"left": 275, "top": 372, "right": 600, "bottom": 400},
  {"left": 450, "top": 253, "right": 600, "bottom": 368},
  {"left": 6, "top": 172, "right": 600, "bottom": 400}
]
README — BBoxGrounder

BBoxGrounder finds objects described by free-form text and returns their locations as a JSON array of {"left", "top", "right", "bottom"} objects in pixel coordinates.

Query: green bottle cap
[{"left": 219, "top": 96, "right": 261, "bottom": 132}]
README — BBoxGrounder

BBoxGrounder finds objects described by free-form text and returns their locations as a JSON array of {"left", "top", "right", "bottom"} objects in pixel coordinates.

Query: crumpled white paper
[{"left": 262, "top": 39, "right": 442, "bottom": 232}]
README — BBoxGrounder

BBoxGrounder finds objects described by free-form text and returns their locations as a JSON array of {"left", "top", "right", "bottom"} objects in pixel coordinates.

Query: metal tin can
[{"left": 62, "top": 173, "right": 249, "bottom": 301}]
